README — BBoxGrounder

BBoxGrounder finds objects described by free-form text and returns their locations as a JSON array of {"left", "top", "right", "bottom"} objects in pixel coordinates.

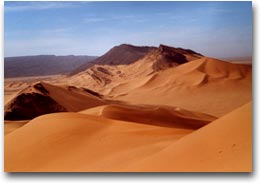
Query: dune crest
[
  {"left": 4, "top": 43, "right": 252, "bottom": 172},
  {"left": 60, "top": 44, "right": 204, "bottom": 95},
  {"left": 81, "top": 104, "right": 217, "bottom": 129},
  {"left": 4, "top": 82, "right": 106, "bottom": 120},
  {"left": 4, "top": 102, "right": 251, "bottom": 172},
  {"left": 112, "top": 57, "right": 252, "bottom": 117},
  {"left": 124, "top": 102, "right": 252, "bottom": 172},
  {"left": 4, "top": 112, "right": 192, "bottom": 172}
]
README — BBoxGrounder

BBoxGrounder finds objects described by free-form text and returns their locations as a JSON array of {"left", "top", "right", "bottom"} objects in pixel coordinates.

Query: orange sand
[
  {"left": 4, "top": 48, "right": 252, "bottom": 172},
  {"left": 125, "top": 102, "right": 252, "bottom": 172},
  {"left": 4, "top": 102, "right": 251, "bottom": 172}
]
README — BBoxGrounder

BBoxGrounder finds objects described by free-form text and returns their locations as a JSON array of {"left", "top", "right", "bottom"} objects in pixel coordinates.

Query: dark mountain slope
[
  {"left": 4, "top": 55, "right": 97, "bottom": 78},
  {"left": 71, "top": 44, "right": 156, "bottom": 75}
]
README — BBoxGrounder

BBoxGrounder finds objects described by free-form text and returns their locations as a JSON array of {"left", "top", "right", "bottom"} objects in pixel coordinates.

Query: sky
[{"left": 4, "top": 1, "right": 252, "bottom": 58}]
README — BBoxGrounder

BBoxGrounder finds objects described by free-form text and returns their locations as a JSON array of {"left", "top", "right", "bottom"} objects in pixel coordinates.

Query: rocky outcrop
[{"left": 71, "top": 44, "right": 156, "bottom": 74}]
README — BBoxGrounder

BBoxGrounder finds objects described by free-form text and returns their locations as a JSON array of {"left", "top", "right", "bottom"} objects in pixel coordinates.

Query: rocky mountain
[
  {"left": 71, "top": 44, "right": 156, "bottom": 74},
  {"left": 4, "top": 55, "right": 97, "bottom": 78}
]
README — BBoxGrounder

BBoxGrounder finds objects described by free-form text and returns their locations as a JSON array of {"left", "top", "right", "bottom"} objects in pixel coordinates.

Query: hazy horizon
[{"left": 5, "top": 1, "right": 252, "bottom": 58}]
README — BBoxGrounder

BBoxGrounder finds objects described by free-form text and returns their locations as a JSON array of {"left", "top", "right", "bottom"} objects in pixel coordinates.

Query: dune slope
[
  {"left": 4, "top": 121, "right": 29, "bottom": 136},
  {"left": 81, "top": 104, "right": 217, "bottom": 129},
  {"left": 4, "top": 102, "right": 251, "bottom": 172},
  {"left": 4, "top": 43, "right": 252, "bottom": 172},
  {"left": 4, "top": 103, "right": 216, "bottom": 172},
  {"left": 124, "top": 102, "right": 252, "bottom": 172},
  {"left": 113, "top": 57, "right": 252, "bottom": 117},
  {"left": 62, "top": 44, "right": 203, "bottom": 95},
  {"left": 4, "top": 82, "right": 106, "bottom": 120}
]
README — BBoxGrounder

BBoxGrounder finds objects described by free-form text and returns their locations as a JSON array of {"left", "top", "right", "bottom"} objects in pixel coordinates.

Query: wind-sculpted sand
[
  {"left": 5, "top": 105, "right": 214, "bottom": 172},
  {"left": 124, "top": 102, "right": 252, "bottom": 172},
  {"left": 4, "top": 44, "right": 252, "bottom": 172}
]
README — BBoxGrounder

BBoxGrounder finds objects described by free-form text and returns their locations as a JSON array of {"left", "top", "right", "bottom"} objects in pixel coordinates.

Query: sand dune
[
  {"left": 124, "top": 102, "right": 252, "bottom": 172},
  {"left": 59, "top": 53, "right": 252, "bottom": 118},
  {"left": 4, "top": 44, "right": 252, "bottom": 172},
  {"left": 59, "top": 44, "right": 203, "bottom": 95},
  {"left": 4, "top": 82, "right": 106, "bottom": 120},
  {"left": 81, "top": 104, "right": 217, "bottom": 129},
  {"left": 4, "top": 102, "right": 251, "bottom": 172},
  {"left": 4, "top": 121, "right": 29, "bottom": 136},
  {"left": 4, "top": 112, "right": 194, "bottom": 172},
  {"left": 39, "top": 82, "right": 105, "bottom": 111},
  {"left": 112, "top": 57, "right": 252, "bottom": 117},
  {"left": 4, "top": 74, "right": 66, "bottom": 104}
]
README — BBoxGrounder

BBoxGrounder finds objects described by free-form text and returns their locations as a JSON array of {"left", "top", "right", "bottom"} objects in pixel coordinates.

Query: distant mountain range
[{"left": 4, "top": 55, "right": 97, "bottom": 78}]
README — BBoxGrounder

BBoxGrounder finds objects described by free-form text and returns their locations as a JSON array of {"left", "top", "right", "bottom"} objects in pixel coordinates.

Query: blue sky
[{"left": 4, "top": 1, "right": 252, "bottom": 58}]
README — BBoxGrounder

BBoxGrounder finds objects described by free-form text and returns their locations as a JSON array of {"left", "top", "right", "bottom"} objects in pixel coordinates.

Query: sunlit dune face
[
  {"left": 4, "top": 49, "right": 252, "bottom": 172},
  {"left": 4, "top": 0, "right": 252, "bottom": 172}
]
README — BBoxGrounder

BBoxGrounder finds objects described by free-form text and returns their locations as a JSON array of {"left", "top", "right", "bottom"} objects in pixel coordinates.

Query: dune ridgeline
[{"left": 4, "top": 44, "right": 252, "bottom": 172}]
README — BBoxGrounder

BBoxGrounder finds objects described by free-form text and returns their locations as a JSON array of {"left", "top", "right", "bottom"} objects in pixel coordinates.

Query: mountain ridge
[
  {"left": 71, "top": 43, "right": 203, "bottom": 75},
  {"left": 5, "top": 55, "right": 97, "bottom": 78}
]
